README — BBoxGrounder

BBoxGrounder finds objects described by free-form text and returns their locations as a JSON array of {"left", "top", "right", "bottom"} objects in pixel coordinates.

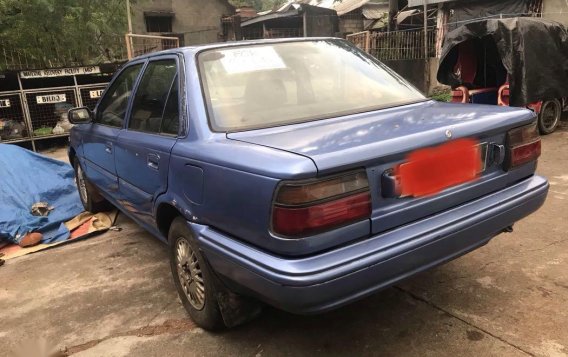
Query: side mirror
[{"left": 68, "top": 107, "right": 93, "bottom": 124}]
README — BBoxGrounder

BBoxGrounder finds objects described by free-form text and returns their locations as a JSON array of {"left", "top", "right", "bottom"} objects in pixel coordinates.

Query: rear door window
[
  {"left": 160, "top": 75, "right": 180, "bottom": 135},
  {"left": 128, "top": 59, "right": 178, "bottom": 135}
]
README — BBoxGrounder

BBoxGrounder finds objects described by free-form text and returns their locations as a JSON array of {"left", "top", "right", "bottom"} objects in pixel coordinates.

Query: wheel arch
[
  {"left": 156, "top": 202, "right": 185, "bottom": 240},
  {"left": 68, "top": 147, "right": 77, "bottom": 166}
]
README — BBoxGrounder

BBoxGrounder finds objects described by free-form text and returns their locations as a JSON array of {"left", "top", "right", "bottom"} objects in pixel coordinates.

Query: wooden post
[
  {"left": 424, "top": 0, "right": 430, "bottom": 94},
  {"left": 388, "top": 0, "right": 398, "bottom": 31},
  {"left": 423, "top": 0, "right": 428, "bottom": 60},
  {"left": 303, "top": 11, "right": 308, "bottom": 37},
  {"left": 17, "top": 73, "right": 36, "bottom": 151},
  {"left": 126, "top": 0, "right": 133, "bottom": 34},
  {"left": 125, "top": 34, "right": 133, "bottom": 60}
]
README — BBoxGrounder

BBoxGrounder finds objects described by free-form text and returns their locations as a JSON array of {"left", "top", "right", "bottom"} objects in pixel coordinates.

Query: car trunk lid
[{"left": 228, "top": 100, "right": 537, "bottom": 235}]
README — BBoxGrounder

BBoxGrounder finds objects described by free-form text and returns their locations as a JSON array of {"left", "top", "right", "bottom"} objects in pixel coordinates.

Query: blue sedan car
[{"left": 68, "top": 38, "right": 548, "bottom": 330}]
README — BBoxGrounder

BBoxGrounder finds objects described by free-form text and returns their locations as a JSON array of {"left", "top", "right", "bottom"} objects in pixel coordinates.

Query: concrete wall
[
  {"left": 340, "top": 10, "right": 364, "bottom": 34},
  {"left": 383, "top": 59, "right": 428, "bottom": 93},
  {"left": 542, "top": 0, "right": 568, "bottom": 26},
  {"left": 428, "top": 57, "right": 447, "bottom": 94},
  {"left": 132, "top": 0, "right": 173, "bottom": 34},
  {"left": 132, "top": 0, "right": 234, "bottom": 45},
  {"left": 382, "top": 57, "right": 445, "bottom": 95}
]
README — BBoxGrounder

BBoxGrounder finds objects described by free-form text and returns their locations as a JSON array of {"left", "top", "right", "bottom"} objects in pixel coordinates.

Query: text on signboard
[{"left": 36, "top": 94, "right": 67, "bottom": 104}]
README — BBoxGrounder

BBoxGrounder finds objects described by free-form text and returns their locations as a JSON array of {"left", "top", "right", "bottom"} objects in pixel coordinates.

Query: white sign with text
[
  {"left": 21, "top": 66, "right": 101, "bottom": 79},
  {"left": 220, "top": 47, "right": 286, "bottom": 74},
  {"left": 36, "top": 94, "right": 67, "bottom": 104},
  {"left": 89, "top": 89, "right": 104, "bottom": 99}
]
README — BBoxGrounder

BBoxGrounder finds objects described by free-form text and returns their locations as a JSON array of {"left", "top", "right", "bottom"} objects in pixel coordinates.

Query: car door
[
  {"left": 115, "top": 57, "right": 181, "bottom": 225},
  {"left": 82, "top": 63, "right": 143, "bottom": 194}
]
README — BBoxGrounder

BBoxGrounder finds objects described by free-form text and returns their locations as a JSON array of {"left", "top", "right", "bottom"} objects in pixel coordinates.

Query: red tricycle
[{"left": 437, "top": 17, "right": 568, "bottom": 134}]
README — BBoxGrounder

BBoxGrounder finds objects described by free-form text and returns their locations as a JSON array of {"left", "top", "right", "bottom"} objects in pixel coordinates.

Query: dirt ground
[{"left": 1, "top": 123, "right": 568, "bottom": 357}]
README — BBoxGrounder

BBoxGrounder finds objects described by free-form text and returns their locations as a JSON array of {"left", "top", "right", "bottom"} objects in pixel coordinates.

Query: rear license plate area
[{"left": 397, "top": 138, "right": 482, "bottom": 197}]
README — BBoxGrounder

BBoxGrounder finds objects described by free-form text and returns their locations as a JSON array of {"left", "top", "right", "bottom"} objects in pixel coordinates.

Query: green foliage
[
  {"left": 229, "top": 0, "right": 286, "bottom": 11},
  {"left": 0, "top": 0, "right": 130, "bottom": 69},
  {"left": 0, "top": 0, "right": 302, "bottom": 70},
  {"left": 430, "top": 89, "right": 452, "bottom": 102},
  {"left": 229, "top": 0, "right": 261, "bottom": 9}
]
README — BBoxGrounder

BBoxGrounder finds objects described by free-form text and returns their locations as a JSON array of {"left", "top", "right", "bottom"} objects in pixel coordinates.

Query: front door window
[{"left": 96, "top": 64, "right": 143, "bottom": 128}]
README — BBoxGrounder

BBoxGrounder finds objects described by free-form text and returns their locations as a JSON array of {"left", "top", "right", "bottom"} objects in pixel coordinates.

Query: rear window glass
[{"left": 198, "top": 40, "right": 424, "bottom": 132}]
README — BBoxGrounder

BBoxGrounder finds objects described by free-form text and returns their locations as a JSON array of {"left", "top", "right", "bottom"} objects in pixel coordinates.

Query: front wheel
[
  {"left": 169, "top": 217, "right": 224, "bottom": 331},
  {"left": 538, "top": 99, "right": 561, "bottom": 135}
]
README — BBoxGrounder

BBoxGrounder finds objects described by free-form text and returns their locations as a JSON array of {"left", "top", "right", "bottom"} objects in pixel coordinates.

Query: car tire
[
  {"left": 538, "top": 99, "right": 561, "bottom": 135},
  {"left": 73, "top": 158, "right": 111, "bottom": 213},
  {"left": 168, "top": 217, "right": 224, "bottom": 331}
]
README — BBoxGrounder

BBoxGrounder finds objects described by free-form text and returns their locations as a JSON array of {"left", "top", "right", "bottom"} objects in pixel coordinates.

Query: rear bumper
[{"left": 196, "top": 175, "right": 548, "bottom": 314}]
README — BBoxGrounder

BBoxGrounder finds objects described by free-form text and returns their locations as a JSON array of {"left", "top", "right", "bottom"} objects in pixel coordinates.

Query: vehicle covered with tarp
[
  {"left": 0, "top": 144, "right": 84, "bottom": 246},
  {"left": 437, "top": 17, "right": 568, "bottom": 134}
]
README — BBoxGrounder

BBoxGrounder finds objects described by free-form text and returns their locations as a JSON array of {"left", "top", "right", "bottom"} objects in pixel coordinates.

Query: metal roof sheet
[
  {"left": 313, "top": 0, "right": 388, "bottom": 16},
  {"left": 333, "top": 0, "right": 370, "bottom": 15},
  {"left": 362, "top": 3, "right": 389, "bottom": 19},
  {"left": 407, "top": 0, "right": 459, "bottom": 7},
  {"left": 396, "top": 9, "right": 419, "bottom": 24},
  {"left": 265, "top": 0, "right": 387, "bottom": 17}
]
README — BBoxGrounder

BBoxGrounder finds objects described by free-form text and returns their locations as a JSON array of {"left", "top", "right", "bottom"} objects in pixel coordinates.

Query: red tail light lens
[
  {"left": 510, "top": 141, "right": 541, "bottom": 167},
  {"left": 506, "top": 123, "right": 541, "bottom": 170},
  {"left": 273, "top": 192, "right": 371, "bottom": 236},
  {"left": 272, "top": 171, "right": 371, "bottom": 237}
]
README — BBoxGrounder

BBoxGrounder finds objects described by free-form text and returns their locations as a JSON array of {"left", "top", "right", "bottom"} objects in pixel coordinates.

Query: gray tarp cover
[
  {"left": 444, "top": 0, "right": 529, "bottom": 31},
  {"left": 437, "top": 17, "right": 568, "bottom": 107}
]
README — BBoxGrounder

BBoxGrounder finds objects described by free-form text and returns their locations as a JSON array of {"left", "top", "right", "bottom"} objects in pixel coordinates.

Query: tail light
[
  {"left": 505, "top": 123, "right": 541, "bottom": 170},
  {"left": 271, "top": 171, "right": 371, "bottom": 237}
]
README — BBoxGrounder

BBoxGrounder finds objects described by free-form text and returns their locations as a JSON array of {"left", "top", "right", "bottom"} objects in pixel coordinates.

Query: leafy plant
[
  {"left": 229, "top": 0, "right": 287, "bottom": 11},
  {"left": 0, "top": 0, "right": 131, "bottom": 69},
  {"left": 430, "top": 89, "right": 452, "bottom": 102}
]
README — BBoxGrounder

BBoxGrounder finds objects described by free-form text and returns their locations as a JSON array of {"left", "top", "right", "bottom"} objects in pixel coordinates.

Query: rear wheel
[
  {"left": 169, "top": 217, "right": 224, "bottom": 331},
  {"left": 538, "top": 99, "right": 561, "bottom": 135},
  {"left": 73, "top": 158, "right": 111, "bottom": 213}
]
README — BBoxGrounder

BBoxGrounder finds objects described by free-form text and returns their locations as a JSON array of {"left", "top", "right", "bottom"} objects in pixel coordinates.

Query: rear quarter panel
[{"left": 161, "top": 137, "right": 364, "bottom": 255}]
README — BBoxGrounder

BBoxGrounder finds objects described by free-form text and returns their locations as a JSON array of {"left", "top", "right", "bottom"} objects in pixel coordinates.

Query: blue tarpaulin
[{"left": 0, "top": 144, "right": 84, "bottom": 244}]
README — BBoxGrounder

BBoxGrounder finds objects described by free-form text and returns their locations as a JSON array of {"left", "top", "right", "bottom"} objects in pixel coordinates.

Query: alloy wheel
[
  {"left": 77, "top": 165, "right": 88, "bottom": 204},
  {"left": 175, "top": 238, "right": 206, "bottom": 310},
  {"left": 541, "top": 101, "right": 560, "bottom": 132}
]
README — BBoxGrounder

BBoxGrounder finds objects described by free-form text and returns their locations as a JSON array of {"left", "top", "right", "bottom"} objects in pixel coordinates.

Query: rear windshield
[{"left": 198, "top": 40, "right": 425, "bottom": 132}]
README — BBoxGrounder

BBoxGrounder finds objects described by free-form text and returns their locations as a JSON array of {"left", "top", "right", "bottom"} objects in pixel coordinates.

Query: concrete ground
[{"left": 1, "top": 123, "right": 567, "bottom": 357}]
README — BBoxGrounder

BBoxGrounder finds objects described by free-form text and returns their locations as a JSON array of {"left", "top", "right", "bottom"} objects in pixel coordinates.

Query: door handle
[
  {"left": 105, "top": 142, "right": 113, "bottom": 154},
  {"left": 147, "top": 153, "right": 160, "bottom": 170}
]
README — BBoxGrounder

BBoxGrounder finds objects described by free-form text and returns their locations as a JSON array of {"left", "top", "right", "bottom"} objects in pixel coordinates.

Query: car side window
[
  {"left": 128, "top": 59, "right": 178, "bottom": 135},
  {"left": 96, "top": 64, "right": 143, "bottom": 128},
  {"left": 161, "top": 75, "right": 179, "bottom": 135}
]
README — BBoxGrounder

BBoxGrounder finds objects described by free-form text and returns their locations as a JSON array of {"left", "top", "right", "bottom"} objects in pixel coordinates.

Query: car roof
[{"left": 131, "top": 37, "right": 342, "bottom": 61}]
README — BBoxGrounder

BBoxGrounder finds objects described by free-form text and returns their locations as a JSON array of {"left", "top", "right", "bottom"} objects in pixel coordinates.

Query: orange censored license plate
[{"left": 396, "top": 138, "right": 481, "bottom": 197}]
